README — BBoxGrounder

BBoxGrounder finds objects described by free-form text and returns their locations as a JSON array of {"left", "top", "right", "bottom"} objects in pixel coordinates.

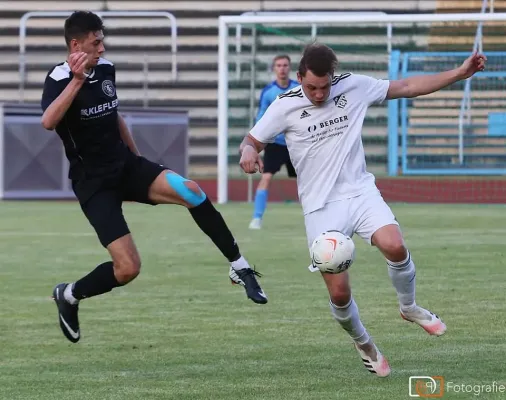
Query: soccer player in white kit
[{"left": 238, "top": 42, "right": 486, "bottom": 377}]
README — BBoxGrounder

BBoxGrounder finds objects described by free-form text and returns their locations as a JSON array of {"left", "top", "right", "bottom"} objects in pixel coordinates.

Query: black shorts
[
  {"left": 72, "top": 153, "right": 166, "bottom": 248},
  {"left": 263, "top": 143, "right": 296, "bottom": 177}
]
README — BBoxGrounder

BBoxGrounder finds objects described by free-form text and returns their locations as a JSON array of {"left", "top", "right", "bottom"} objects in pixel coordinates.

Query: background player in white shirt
[{"left": 238, "top": 42, "right": 486, "bottom": 377}]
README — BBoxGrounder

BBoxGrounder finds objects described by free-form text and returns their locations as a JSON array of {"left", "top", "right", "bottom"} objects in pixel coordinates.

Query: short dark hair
[
  {"left": 298, "top": 42, "right": 338, "bottom": 77},
  {"left": 273, "top": 54, "right": 291, "bottom": 64},
  {"left": 64, "top": 11, "right": 104, "bottom": 47}
]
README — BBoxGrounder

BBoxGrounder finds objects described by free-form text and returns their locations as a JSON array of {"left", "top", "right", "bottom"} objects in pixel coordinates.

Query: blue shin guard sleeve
[
  {"left": 165, "top": 173, "right": 206, "bottom": 206},
  {"left": 253, "top": 189, "right": 268, "bottom": 219}
]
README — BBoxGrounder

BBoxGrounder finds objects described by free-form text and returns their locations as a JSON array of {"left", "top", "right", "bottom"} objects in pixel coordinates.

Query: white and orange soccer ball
[{"left": 310, "top": 231, "right": 355, "bottom": 274}]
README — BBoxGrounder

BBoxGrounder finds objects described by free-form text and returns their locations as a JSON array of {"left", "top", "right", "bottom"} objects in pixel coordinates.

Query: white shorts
[{"left": 304, "top": 189, "right": 398, "bottom": 248}]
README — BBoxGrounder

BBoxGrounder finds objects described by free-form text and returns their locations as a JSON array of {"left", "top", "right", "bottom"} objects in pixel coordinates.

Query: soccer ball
[{"left": 310, "top": 231, "right": 355, "bottom": 274}]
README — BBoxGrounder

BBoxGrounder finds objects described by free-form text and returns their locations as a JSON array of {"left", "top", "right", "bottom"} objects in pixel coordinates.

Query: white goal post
[{"left": 217, "top": 12, "right": 506, "bottom": 204}]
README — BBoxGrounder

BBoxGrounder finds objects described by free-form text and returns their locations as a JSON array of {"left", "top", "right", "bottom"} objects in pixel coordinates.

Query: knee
[
  {"left": 382, "top": 240, "right": 407, "bottom": 262},
  {"left": 114, "top": 256, "right": 141, "bottom": 284},
  {"left": 329, "top": 286, "right": 351, "bottom": 307},
  {"left": 261, "top": 173, "right": 272, "bottom": 184},
  {"left": 257, "top": 173, "right": 272, "bottom": 190},
  {"left": 372, "top": 225, "right": 407, "bottom": 262},
  {"left": 166, "top": 173, "right": 207, "bottom": 207},
  {"left": 183, "top": 180, "right": 206, "bottom": 207}
]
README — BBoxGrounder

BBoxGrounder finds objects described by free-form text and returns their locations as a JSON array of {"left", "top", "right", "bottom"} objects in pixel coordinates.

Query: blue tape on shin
[{"left": 166, "top": 173, "right": 206, "bottom": 206}]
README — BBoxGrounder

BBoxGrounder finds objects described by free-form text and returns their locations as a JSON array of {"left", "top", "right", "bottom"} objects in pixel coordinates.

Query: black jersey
[{"left": 41, "top": 58, "right": 128, "bottom": 180}]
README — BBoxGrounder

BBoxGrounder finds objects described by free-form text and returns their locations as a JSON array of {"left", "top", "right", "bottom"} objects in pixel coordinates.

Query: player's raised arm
[
  {"left": 41, "top": 52, "right": 88, "bottom": 130},
  {"left": 386, "top": 52, "right": 487, "bottom": 100}
]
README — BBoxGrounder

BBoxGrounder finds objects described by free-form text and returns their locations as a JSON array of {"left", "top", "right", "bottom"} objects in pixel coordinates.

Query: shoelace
[{"left": 239, "top": 266, "right": 263, "bottom": 279}]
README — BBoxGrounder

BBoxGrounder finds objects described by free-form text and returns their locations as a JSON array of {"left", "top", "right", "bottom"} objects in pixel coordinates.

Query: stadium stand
[
  {"left": 406, "top": 1, "right": 506, "bottom": 169},
  {"left": 0, "top": 0, "right": 504, "bottom": 176}
]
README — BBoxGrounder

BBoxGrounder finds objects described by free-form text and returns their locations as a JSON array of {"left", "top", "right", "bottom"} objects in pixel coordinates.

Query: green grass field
[{"left": 0, "top": 201, "right": 505, "bottom": 400}]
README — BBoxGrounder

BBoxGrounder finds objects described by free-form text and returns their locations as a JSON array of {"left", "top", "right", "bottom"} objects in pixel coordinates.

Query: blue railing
[{"left": 388, "top": 51, "right": 506, "bottom": 176}]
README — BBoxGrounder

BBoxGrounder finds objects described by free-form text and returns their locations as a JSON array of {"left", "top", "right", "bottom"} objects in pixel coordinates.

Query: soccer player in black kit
[{"left": 42, "top": 11, "right": 267, "bottom": 344}]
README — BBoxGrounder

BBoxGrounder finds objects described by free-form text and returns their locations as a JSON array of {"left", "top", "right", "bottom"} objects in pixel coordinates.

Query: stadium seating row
[{"left": 0, "top": 0, "right": 504, "bottom": 176}]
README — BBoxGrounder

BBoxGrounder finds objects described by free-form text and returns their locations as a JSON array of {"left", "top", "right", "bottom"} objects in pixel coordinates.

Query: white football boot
[
  {"left": 354, "top": 340, "right": 391, "bottom": 378},
  {"left": 248, "top": 218, "right": 262, "bottom": 230},
  {"left": 400, "top": 306, "right": 447, "bottom": 336}
]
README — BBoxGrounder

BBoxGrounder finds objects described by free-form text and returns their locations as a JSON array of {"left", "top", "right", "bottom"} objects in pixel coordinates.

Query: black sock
[
  {"left": 72, "top": 261, "right": 122, "bottom": 300},
  {"left": 189, "top": 197, "right": 241, "bottom": 262}
]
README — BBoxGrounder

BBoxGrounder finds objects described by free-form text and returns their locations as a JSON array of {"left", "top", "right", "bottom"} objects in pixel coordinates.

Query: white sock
[
  {"left": 64, "top": 283, "right": 79, "bottom": 305},
  {"left": 231, "top": 256, "right": 250, "bottom": 270},
  {"left": 329, "top": 298, "right": 370, "bottom": 345},
  {"left": 387, "top": 251, "right": 416, "bottom": 313}
]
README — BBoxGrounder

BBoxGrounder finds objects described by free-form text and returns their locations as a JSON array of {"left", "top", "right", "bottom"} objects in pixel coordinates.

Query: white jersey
[{"left": 250, "top": 73, "right": 390, "bottom": 215}]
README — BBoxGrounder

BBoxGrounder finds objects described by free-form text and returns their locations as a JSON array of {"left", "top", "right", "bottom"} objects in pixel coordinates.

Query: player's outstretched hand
[
  {"left": 459, "top": 52, "right": 487, "bottom": 79},
  {"left": 68, "top": 52, "right": 89, "bottom": 81},
  {"left": 240, "top": 146, "right": 263, "bottom": 174}
]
